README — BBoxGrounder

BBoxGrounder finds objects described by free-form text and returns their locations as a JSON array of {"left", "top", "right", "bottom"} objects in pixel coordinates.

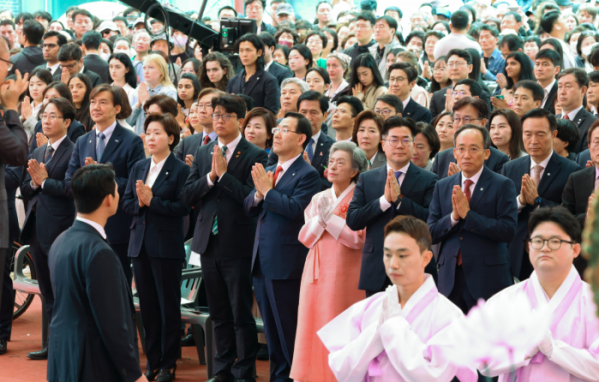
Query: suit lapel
[
  {"left": 402, "top": 99, "right": 415, "bottom": 119},
  {"left": 138, "top": 157, "right": 151, "bottom": 189},
  {"left": 275, "top": 156, "right": 303, "bottom": 190},
  {"left": 99, "top": 124, "right": 123, "bottom": 164},
  {"left": 311, "top": 134, "right": 328, "bottom": 168},
  {"left": 581, "top": 167, "right": 595, "bottom": 198},
  {"left": 537, "top": 153, "right": 562, "bottom": 196},
  {"left": 46, "top": 138, "right": 69, "bottom": 175},
  {"left": 242, "top": 68, "right": 263, "bottom": 96},
  {"left": 85, "top": 131, "right": 97, "bottom": 161},
  {"left": 151, "top": 154, "right": 174, "bottom": 192},
  {"left": 469, "top": 167, "right": 492, "bottom": 210},
  {"left": 572, "top": 108, "right": 589, "bottom": 129},
  {"left": 226, "top": 137, "right": 249, "bottom": 174},
  {"left": 400, "top": 163, "right": 419, "bottom": 197}
]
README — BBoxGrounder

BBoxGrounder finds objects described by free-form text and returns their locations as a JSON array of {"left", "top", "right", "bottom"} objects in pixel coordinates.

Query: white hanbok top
[
  {"left": 318, "top": 274, "right": 477, "bottom": 382},
  {"left": 482, "top": 266, "right": 599, "bottom": 382}
]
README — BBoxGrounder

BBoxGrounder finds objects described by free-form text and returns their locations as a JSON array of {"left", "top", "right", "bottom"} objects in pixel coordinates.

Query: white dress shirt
[
  {"left": 46, "top": 62, "right": 60, "bottom": 75},
  {"left": 145, "top": 156, "right": 167, "bottom": 188},
  {"left": 402, "top": 96, "right": 411, "bottom": 110},
  {"left": 563, "top": 105, "right": 583, "bottom": 121},
  {"left": 541, "top": 81, "right": 555, "bottom": 108},
  {"left": 96, "top": 121, "right": 117, "bottom": 151},
  {"left": 264, "top": 59, "right": 274, "bottom": 72},
  {"left": 517, "top": 151, "right": 554, "bottom": 211},
  {"left": 310, "top": 130, "right": 321, "bottom": 156},
  {"left": 206, "top": 132, "right": 243, "bottom": 186},
  {"left": 35, "top": 134, "right": 68, "bottom": 189},
  {"left": 379, "top": 162, "right": 410, "bottom": 212},
  {"left": 595, "top": 167, "right": 599, "bottom": 190},
  {"left": 450, "top": 165, "right": 484, "bottom": 226},
  {"left": 76, "top": 216, "right": 107, "bottom": 239},
  {"left": 254, "top": 153, "right": 303, "bottom": 205}
]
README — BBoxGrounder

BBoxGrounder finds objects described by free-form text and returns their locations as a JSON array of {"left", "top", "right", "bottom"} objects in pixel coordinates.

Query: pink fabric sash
[
  {"left": 516, "top": 274, "right": 582, "bottom": 381},
  {"left": 366, "top": 287, "right": 439, "bottom": 380}
]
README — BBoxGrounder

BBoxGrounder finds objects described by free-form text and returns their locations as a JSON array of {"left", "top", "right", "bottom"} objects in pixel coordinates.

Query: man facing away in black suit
[
  {"left": 182, "top": 94, "right": 268, "bottom": 382},
  {"left": 20, "top": 98, "right": 77, "bottom": 360},
  {"left": 556, "top": 68, "right": 597, "bottom": 153},
  {"left": 47, "top": 165, "right": 147, "bottom": 382},
  {"left": 387, "top": 62, "right": 432, "bottom": 123},
  {"left": 347, "top": 116, "right": 439, "bottom": 296},
  {"left": 82, "top": 30, "right": 110, "bottom": 84}
]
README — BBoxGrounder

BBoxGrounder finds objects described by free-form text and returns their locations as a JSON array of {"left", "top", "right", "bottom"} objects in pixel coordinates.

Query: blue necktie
[
  {"left": 43, "top": 146, "right": 54, "bottom": 164},
  {"left": 97, "top": 132, "right": 106, "bottom": 161},
  {"left": 211, "top": 146, "right": 228, "bottom": 235},
  {"left": 306, "top": 138, "right": 314, "bottom": 161},
  {"left": 394, "top": 170, "right": 402, "bottom": 183}
]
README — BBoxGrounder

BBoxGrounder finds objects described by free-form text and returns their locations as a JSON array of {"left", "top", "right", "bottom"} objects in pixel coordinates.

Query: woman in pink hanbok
[{"left": 290, "top": 141, "right": 369, "bottom": 382}]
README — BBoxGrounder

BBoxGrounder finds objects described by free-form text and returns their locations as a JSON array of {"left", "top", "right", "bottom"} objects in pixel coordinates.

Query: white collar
[
  {"left": 531, "top": 151, "right": 553, "bottom": 170},
  {"left": 277, "top": 152, "right": 302, "bottom": 172},
  {"left": 565, "top": 105, "right": 584, "bottom": 121},
  {"left": 264, "top": 60, "right": 273, "bottom": 72},
  {"left": 531, "top": 265, "right": 579, "bottom": 309},
  {"left": 311, "top": 129, "right": 321, "bottom": 144},
  {"left": 399, "top": 274, "right": 436, "bottom": 317},
  {"left": 402, "top": 96, "right": 411, "bottom": 109},
  {"left": 542, "top": 81, "right": 555, "bottom": 93},
  {"left": 218, "top": 132, "right": 242, "bottom": 153},
  {"left": 462, "top": 165, "right": 484, "bottom": 188},
  {"left": 76, "top": 216, "right": 107, "bottom": 239},
  {"left": 96, "top": 121, "right": 117, "bottom": 141},
  {"left": 331, "top": 182, "right": 355, "bottom": 204},
  {"left": 48, "top": 134, "right": 68, "bottom": 151},
  {"left": 387, "top": 161, "right": 410, "bottom": 174},
  {"left": 79, "top": 65, "right": 85, "bottom": 74},
  {"left": 150, "top": 155, "right": 168, "bottom": 172},
  {"left": 47, "top": 62, "right": 60, "bottom": 70}
]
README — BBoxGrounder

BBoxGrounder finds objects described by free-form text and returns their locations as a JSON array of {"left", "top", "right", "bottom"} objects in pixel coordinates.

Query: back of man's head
[
  {"left": 58, "top": 43, "right": 82, "bottom": 62},
  {"left": 450, "top": 10, "right": 469, "bottom": 31},
  {"left": 82, "top": 30, "right": 102, "bottom": 50},
  {"left": 71, "top": 164, "right": 116, "bottom": 215},
  {"left": 23, "top": 19, "right": 44, "bottom": 45}
]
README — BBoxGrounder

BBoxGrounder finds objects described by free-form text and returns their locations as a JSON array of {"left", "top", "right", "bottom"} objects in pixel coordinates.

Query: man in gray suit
[{"left": 0, "top": 36, "right": 29, "bottom": 355}]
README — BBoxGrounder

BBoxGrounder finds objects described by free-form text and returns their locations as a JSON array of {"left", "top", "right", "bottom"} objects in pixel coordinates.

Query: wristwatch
[{"left": 535, "top": 196, "right": 542, "bottom": 206}]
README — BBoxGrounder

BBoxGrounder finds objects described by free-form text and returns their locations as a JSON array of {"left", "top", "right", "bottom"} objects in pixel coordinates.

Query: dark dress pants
[
  {"left": 252, "top": 256, "right": 301, "bottom": 382},
  {"left": 112, "top": 242, "right": 132, "bottom": 286},
  {"left": 0, "top": 246, "right": 12, "bottom": 341},
  {"left": 132, "top": 243, "right": 183, "bottom": 371},
  {"left": 202, "top": 234, "right": 258, "bottom": 379},
  {"left": 448, "top": 264, "right": 477, "bottom": 315},
  {"left": 29, "top": 222, "right": 53, "bottom": 345}
]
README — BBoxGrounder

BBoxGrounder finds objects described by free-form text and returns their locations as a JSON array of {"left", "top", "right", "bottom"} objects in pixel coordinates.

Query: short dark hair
[
  {"left": 587, "top": 119, "right": 599, "bottom": 144},
  {"left": 555, "top": 119, "right": 580, "bottom": 155},
  {"left": 479, "top": 24, "right": 499, "bottom": 38},
  {"left": 454, "top": 124, "right": 491, "bottom": 149},
  {"left": 336, "top": 95, "right": 364, "bottom": 117},
  {"left": 316, "top": 0, "right": 331, "bottom": 11},
  {"left": 245, "top": 0, "right": 265, "bottom": 8},
  {"left": 290, "top": 44, "right": 314, "bottom": 70},
  {"left": 236, "top": 93, "right": 254, "bottom": 111},
  {"left": 524, "top": 35, "right": 541, "bottom": 48},
  {"left": 43, "top": 30, "right": 67, "bottom": 47},
  {"left": 557, "top": 68, "right": 589, "bottom": 89},
  {"left": 589, "top": 70, "right": 599, "bottom": 84},
  {"left": 305, "top": 31, "right": 328, "bottom": 50},
  {"left": 454, "top": 79, "right": 483, "bottom": 98},
  {"left": 535, "top": 48, "right": 561, "bottom": 67},
  {"left": 450, "top": 10, "right": 470, "bottom": 31},
  {"left": 375, "top": 94, "right": 403, "bottom": 113},
  {"left": 375, "top": 15, "right": 398, "bottom": 33},
  {"left": 0, "top": 19, "right": 14, "bottom": 28},
  {"left": 143, "top": 94, "right": 179, "bottom": 116},
  {"left": 415, "top": 122, "right": 441, "bottom": 160},
  {"left": 521, "top": 108, "right": 558, "bottom": 132},
  {"left": 218, "top": 5, "right": 238, "bottom": 18},
  {"left": 46, "top": 97, "right": 76, "bottom": 122},
  {"left": 71, "top": 164, "right": 116, "bottom": 214},
  {"left": 58, "top": 43, "right": 82, "bottom": 62},
  {"left": 388, "top": 62, "right": 418, "bottom": 83},
  {"left": 43, "top": 81, "right": 72, "bottom": 104},
  {"left": 528, "top": 206, "right": 581, "bottom": 244},
  {"left": 112, "top": 16, "right": 127, "bottom": 23},
  {"left": 212, "top": 94, "right": 247, "bottom": 119},
  {"left": 144, "top": 113, "right": 181, "bottom": 150},
  {"left": 283, "top": 111, "right": 312, "bottom": 149},
  {"left": 23, "top": 20, "right": 44, "bottom": 45},
  {"left": 356, "top": 11, "right": 376, "bottom": 27},
  {"left": 499, "top": 34, "right": 524, "bottom": 52},
  {"left": 540, "top": 10, "right": 561, "bottom": 35},
  {"left": 297, "top": 90, "right": 329, "bottom": 114},
  {"left": 503, "top": 11, "right": 522, "bottom": 24},
  {"left": 259, "top": 31, "right": 276, "bottom": 49},
  {"left": 82, "top": 30, "right": 102, "bottom": 50},
  {"left": 424, "top": 30, "right": 445, "bottom": 45},
  {"left": 381, "top": 116, "right": 417, "bottom": 138},
  {"left": 384, "top": 215, "right": 432, "bottom": 253},
  {"left": 384, "top": 6, "right": 402, "bottom": 19},
  {"left": 33, "top": 10, "right": 52, "bottom": 22},
  {"left": 15, "top": 12, "right": 33, "bottom": 24},
  {"left": 447, "top": 48, "right": 472, "bottom": 65},
  {"left": 89, "top": 84, "right": 125, "bottom": 109},
  {"left": 453, "top": 97, "right": 488, "bottom": 120},
  {"left": 71, "top": 9, "right": 92, "bottom": 22},
  {"left": 513, "top": 80, "right": 544, "bottom": 102}
]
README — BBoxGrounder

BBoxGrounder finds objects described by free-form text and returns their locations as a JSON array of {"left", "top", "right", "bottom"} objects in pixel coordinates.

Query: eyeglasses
[
  {"left": 61, "top": 62, "right": 79, "bottom": 69},
  {"left": 385, "top": 137, "right": 413, "bottom": 147},
  {"left": 453, "top": 117, "right": 482, "bottom": 124},
  {"left": 433, "top": 67, "right": 447, "bottom": 72},
  {"left": 42, "top": 43, "right": 57, "bottom": 49},
  {"left": 195, "top": 103, "right": 213, "bottom": 110},
  {"left": 455, "top": 147, "right": 485, "bottom": 155},
  {"left": 389, "top": 76, "right": 407, "bottom": 83},
  {"left": 374, "top": 109, "right": 392, "bottom": 116},
  {"left": 0, "top": 57, "right": 12, "bottom": 71},
  {"left": 529, "top": 237, "right": 575, "bottom": 250},
  {"left": 41, "top": 113, "right": 64, "bottom": 121},
  {"left": 447, "top": 62, "right": 467, "bottom": 68},
  {"left": 272, "top": 127, "right": 300, "bottom": 134},
  {"left": 452, "top": 91, "right": 470, "bottom": 97},
  {"left": 212, "top": 113, "right": 238, "bottom": 121}
]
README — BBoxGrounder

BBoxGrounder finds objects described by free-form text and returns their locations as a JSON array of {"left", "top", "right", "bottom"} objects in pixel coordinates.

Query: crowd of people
[{"left": 0, "top": 0, "right": 598, "bottom": 381}]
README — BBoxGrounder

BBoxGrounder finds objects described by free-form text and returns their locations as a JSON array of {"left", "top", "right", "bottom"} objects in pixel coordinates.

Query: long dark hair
[
  {"left": 199, "top": 52, "right": 235, "bottom": 91},
  {"left": 43, "top": 81, "right": 73, "bottom": 104},
  {"left": 28, "top": 67, "right": 53, "bottom": 101},
  {"left": 67, "top": 73, "right": 93, "bottom": 132},
  {"left": 430, "top": 56, "right": 449, "bottom": 94},
  {"left": 108, "top": 52, "right": 137, "bottom": 89},
  {"left": 177, "top": 73, "right": 201, "bottom": 108},
  {"left": 488, "top": 108, "right": 524, "bottom": 159},
  {"left": 505, "top": 51, "right": 535, "bottom": 89},
  {"left": 350, "top": 53, "right": 385, "bottom": 90}
]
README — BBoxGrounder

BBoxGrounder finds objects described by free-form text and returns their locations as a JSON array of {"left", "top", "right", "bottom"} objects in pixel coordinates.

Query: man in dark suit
[
  {"left": 20, "top": 98, "right": 77, "bottom": 360},
  {"left": 347, "top": 116, "right": 438, "bottom": 296},
  {"left": 47, "top": 164, "right": 145, "bottom": 382},
  {"left": 226, "top": 33, "right": 280, "bottom": 115},
  {"left": 534, "top": 49, "right": 560, "bottom": 115},
  {"left": 556, "top": 68, "right": 597, "bottom": 153},
  {"left": 64, "top": 85, "right": 145, "bottom": 284},
  {"left": 9, "top": 20, "right": 45, "bottom": 77},
  {"left": 433, "top": 97, "right": 509, "bottom": 179},
  {"left": 244, "top": 112, "right": 320, "bottom": 382},
  {"left": 502, "top": 109, "right": 581, "bottom": 280},
  {"left": 183, "top": 95, "right": 268, "bottom": 382},
  {"left": 577, "top": 148, "right": 591, "bottom": 167},
  {"left": 82, "top": 31, "right": 110, "bottom": 84},
  {"left": 430, "top": 49, "right": 474, "bottom": 121},
  {"left": 0, "top": 58, "right": 29, "bottom": 355},
  {"left": 387, "top": 62, "right": 432, "bottom": 123},
  {"left": 34, "top": 31, "right": 67, "bottom": 77},
  {"left": 259, "top": 32, "right": 293, "bottom": 86},
  {"left": 55, "top": 43, "right": 102, "bottom": 88},
  {"left": 28, "top": 118, "right": 86, "bottom": 154},
  {"left": 428, "top": 124, "right": 517, "bottom": 314},
  {"left": 268, "top": 91, "right": 335, "bottom": 190}
]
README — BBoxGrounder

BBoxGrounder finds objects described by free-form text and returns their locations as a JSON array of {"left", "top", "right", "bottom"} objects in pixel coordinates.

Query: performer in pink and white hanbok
[
  {"left": 318, "top": 215, "right": 477, "bottom": 382},
  {"left": 481, "top": 207, "right": 599, "bottom": 382}
]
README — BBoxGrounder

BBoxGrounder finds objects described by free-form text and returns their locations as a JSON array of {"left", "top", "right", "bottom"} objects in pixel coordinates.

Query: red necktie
[
  {"left": 457, "top": 179, "right": 473, "bottom": 266},
  {"left": 563, "top": 114, "right": 569, "bottom": 120},
  {"left": 273, "top": 166, "right": 283, "bottom": 186},
  {"left": 203, "top": 135, "right": 210, "bottom": 145}
]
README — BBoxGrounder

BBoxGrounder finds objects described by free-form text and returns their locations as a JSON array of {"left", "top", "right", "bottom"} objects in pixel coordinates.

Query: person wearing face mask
[
  {"left": 574, "top": 32, "right": 598, "bottom": 72},
  {"left": 169, "top": 29, "right": 192, "bottom": 65},
  {"left": 82, "top": 31, "right": 111, "bottom": 84}
]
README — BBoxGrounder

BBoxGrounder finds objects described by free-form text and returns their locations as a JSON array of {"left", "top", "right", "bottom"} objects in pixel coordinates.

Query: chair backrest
[
  {"left": 14, "top": 245, "right": 30, "bottom": 280},
  {"left": 180, "top": 268, "right": 203, "bottom": 306}
]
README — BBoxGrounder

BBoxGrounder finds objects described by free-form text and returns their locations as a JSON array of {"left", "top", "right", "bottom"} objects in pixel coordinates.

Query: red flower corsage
[{"left": 339, "top": 204, "right": 349, "bottom": 218}]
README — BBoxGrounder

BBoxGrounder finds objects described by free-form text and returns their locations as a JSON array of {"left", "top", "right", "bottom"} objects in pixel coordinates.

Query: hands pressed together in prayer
[{"left": 27, "top": 159, "right": 48, "bottom": 186}]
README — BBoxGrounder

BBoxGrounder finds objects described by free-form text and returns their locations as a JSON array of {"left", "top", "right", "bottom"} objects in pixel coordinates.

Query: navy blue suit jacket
[
  {"left": 244, "top": 157, "right": 320, "bottom": 280},
  {"left": 122, "top": 154, "right": 190, "bottom": 259},
  {"left": 577, "top": 149, "right": 591, "bottom": 167},
  {"left": 403, "top": 98, "right": 432, "bottom": 123},
  {"left": 557, "top": 108, "right": 597, "bottom": 153},
  {"left": 347, "top": 164, "right": 438, "bottom": 291},
  {"left": 432, "top": 146, "right": 509, "bottom": 180},
  {"left": 226, "top": 67, "right": 281, "bottom": 115},
  {"left": 29, "top": 119, "right": 86, "bottom": 155},
  {"left": 21, "top": 138, "right": 76, "bottom": 252},
  {"left": 428, "top": 166, "right": 517, "bottom": 301},
  {"left": 174, "top": 133, "right": 204, "bottom": 162},
  {"left": 64, "top": 122, "right": 145, "bottom": 244},
  {"left": 267, "top": 61, "right": 293, "bottom": 85},
  {"left": 501, "top": 152, "right": 581, "bottom": 277}
]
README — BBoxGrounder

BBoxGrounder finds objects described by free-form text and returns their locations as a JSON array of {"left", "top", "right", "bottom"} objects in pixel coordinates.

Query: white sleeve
[
  {"left": 379, "top": 195, "right": 391, "bottom": 212},
  {"left": 545, "top": 337, "right": 599, "bottom": 381}
]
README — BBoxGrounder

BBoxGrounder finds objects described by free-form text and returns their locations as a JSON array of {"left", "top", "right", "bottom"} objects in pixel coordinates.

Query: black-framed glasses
[
  {"left": 385, "top": 137, "right": 413, "bottom": 147},
  {"left": 374, "top": 109, "right": 392, "bottom": 116},
  {"left": 212, "top": 113, "right": 238, "bottom": 121},
  {"left": 529, "top": 237, "right": 575, "bottom": 250},
  {"left": 0, "top": 57, "right": 12, "bottom": 71},
  {"left": 42, "top": 43, "right": 58, "bottom": 49},
  {"left": 453, "top": 117, "right": 482, "bottom": 124}
]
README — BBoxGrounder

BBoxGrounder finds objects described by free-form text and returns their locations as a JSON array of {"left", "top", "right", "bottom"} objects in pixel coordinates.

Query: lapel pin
[
  {"left": 292, "top": 173, "right": 295, "bottom": 176},
  {"left": 257, "top": 77, "right": 260, "bottom": 80},
  {"left": 480, "top": 188, "right": 484, "bottom": 191},
  {"left": 235, "top": 155, "right": 240, "bottom": 158},
  {"left": 547, "top": 173, "right": 550, "bottom": 176},
  {"left": 320, "top": 152, "right": 323, "bottom": 156},
  {"left": 89, "top": 140, "right": 92, "bottom": 143},
  {"left": 115, "top": 139, "right": 119, "bottom": 143},
  {"left": 237, "top": 151, "right": 241, "bottom": 154},
  {"left": 320, "top": 143, "right": 323, "bottom": 146}
]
